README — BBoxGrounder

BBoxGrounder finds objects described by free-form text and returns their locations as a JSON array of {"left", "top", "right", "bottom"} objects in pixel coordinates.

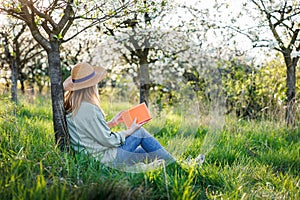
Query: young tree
[
  {"left": 228, "top": 0, "right": 300, "bottom": 125},
  {"left": 0, "top": 0, "right": 130, "bottom": 150},
  {"left": 249, "top": 0, "right": 300, "bottom": 125},
  {"left": 204, "top": 0, "right": 299, "bottom": 124}
]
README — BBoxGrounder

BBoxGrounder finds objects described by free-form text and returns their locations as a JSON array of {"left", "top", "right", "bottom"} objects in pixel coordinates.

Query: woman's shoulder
[
  {"left": 78, "top": 101, "right": 103, "bottom": 116},
  {"left": 66, "top": 101, "right": 104, "bottom": 120},
  {"left": 81, "top": 101, "right": 96, "bottom": 107},
  {"left": 80, "top": 101, "right": 98, "bottom": 111}
]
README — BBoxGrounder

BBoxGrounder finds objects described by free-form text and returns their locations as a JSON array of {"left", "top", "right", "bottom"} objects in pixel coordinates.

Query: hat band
[{"left": 72, "top": 71, "right": 95, "bottom": 83}]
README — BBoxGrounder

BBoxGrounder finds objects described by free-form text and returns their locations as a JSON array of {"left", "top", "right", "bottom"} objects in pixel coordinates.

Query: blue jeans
[{"left": 113, "top": 128, "right": 175, "bottom": 166}]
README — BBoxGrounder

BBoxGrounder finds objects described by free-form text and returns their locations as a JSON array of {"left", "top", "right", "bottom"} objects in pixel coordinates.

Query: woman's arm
[
  {"left": 107, "top": 117, "right": 144, "bottom": 138},
  {"left": 107, "top": 120, "right": 117, "bottom": 128},
  {"left": 122, "top": 118, "right": 145, "bottom": 137},
  {"left": 98, "top": 109, "right": 143, "bottom": 143},
  {"left": 107, "top": 111, "right": 124, "bottom": 128}
]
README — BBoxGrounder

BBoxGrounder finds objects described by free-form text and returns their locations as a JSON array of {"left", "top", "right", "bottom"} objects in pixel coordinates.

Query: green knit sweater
[{"left": 66, "top": 102, "right": 125, "bottom": 163}]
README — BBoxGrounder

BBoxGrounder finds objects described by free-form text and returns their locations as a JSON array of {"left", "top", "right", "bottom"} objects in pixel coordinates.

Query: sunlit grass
[{"left": 0, "top": 94, "right": 299, "bottom": 199}]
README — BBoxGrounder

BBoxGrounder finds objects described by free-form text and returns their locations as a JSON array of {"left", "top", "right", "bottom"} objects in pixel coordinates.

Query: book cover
[{"left": 122, "top": 103, "right": 152, "bottom": 129}]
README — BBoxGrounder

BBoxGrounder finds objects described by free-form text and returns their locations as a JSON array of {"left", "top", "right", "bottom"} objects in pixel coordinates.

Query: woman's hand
[
  {"left": 107, "top": 111, "right": 124, "bottom": 128},
  {"left": 124, "top": 118, "right": 144, "bottom": 137}
]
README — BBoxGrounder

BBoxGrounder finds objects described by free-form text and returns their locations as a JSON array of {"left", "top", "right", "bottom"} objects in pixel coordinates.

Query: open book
[{"left": 121, "top": 103, "right": 152, "bottom": 129}]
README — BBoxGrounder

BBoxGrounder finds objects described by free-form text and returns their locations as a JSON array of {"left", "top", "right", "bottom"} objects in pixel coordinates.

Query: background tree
[
  {"left": 99, "top": 0, "right": 171, "bottom": 105},
  {"left": 232, "top": 0, "right": 300, "bottom": 125},
  {"left": 0, "top": 19, "right": 45, "bottom": 99},
  {"left": 0, "top": 22, "right": 25, "bottom": 103},
  {"left": 190, "top": 0, "right": 300, "bottom": 124},
  {"left": 98, "top": 0, "right": 211, "bottom": 106},
  {"left": 24, "top": 57, "right": 49, "bottom": 94}
]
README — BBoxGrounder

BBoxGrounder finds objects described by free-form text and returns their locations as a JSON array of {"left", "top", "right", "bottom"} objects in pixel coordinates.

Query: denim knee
[{"left": 131, "top": 127, "right": 152, "bottom": 138}]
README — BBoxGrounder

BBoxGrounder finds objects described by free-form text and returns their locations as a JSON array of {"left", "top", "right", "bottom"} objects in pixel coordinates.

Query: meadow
[{"left": 0, "top": 95, "right": 299, "bottom": 200}]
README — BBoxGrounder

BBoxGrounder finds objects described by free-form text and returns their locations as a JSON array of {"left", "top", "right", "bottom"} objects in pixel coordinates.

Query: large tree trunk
[
  {"left": 47, "top": 41, "right": 69, "bottom": 151},
  {"left": 284, "top": 54, "right": 296, "bottom": 126},
  {"left": 139, "top": 54, "right": 150, "bottom": 105},
  {"left": 11, "top": 59, "right": 18, "bottom": 103}
]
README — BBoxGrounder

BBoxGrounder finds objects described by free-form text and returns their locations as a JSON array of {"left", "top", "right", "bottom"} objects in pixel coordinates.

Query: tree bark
[
  {"left": 284, "top": 53, "right": 296, "bottom": 126},
  {"left": 47, "top": 41, "right": 69, "bottom": 151},
  {"left": 20, "top": 76, "right": 25, "bottom": 94},
  {"left": 11, "top": 59, "right": 18, "bottom": 103},
  {"left": 139, "top": 53, "right": 150, "bottom": 105}
]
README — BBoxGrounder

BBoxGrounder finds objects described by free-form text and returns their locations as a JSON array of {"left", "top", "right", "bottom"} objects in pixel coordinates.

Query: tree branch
[
  {"left": 61, "top": 21, "right": 98, "bottom": 43},
  {"left": 288, "top": 29, "right": 299, "bottom": 49},
  {"left": 26, "top": 0, "right": 58, "bottom": 29},
  {"left": 11, "top": 1, "right": 51, "bottom": 51},
  {"left": 56, "top": 3, "right": 73, "bottom": 34},
  {"left": 62, "top": 2, "right": 131, "bottom": 44},
  {"left": 22, "top": 50, "right": 44, "bottom": 65}
]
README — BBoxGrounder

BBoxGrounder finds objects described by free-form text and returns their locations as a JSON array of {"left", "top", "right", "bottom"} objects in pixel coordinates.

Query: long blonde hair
[{"left": 64, "top": 85, "right": 103, "bottom": 116}]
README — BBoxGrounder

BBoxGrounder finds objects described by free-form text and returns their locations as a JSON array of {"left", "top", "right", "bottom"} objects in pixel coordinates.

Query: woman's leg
[{"left": 113, "top": 128, "right": 175, "bottom": 165}]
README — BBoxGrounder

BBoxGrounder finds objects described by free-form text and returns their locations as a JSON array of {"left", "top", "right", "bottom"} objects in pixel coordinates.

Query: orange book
[{"left": 121, "top": 103, "right": 152, "bottom": 129}]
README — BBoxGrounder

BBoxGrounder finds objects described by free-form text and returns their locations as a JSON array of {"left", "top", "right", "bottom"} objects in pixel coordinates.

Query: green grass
[{"left": 0, "top": 95, "right": 299, "bottom": 200}]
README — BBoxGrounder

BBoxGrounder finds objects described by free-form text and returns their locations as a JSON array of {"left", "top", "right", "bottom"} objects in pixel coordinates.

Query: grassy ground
[{"left": 0, "top": 95, "right": 299, "bottom": 200}]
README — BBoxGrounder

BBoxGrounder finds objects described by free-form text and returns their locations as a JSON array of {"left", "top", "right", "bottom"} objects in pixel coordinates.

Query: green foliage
[
  {"left": 221, "top": 59, "right": 262, "bottom": 118},
  {"left": 0, "top": 95, "right": 299, "bottom": 199},
  {"left": 221, "top": 56, "right": 299, "bottom": 121},
  {"left": 53, "top": 33, "right": 63, "bottom": 40}
]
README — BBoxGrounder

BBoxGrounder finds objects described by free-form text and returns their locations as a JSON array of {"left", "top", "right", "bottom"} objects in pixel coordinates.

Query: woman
[{"left": 63, "top": 62, "right": 175, "bottom": 169}]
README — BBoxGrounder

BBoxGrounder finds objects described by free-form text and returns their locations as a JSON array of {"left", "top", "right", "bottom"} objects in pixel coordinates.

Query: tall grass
[{"left": 0, "top": 95, "right": 299, "bottom": 199}]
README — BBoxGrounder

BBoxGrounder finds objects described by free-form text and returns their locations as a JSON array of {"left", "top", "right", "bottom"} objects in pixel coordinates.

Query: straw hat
[{"left": 63, "top": 62, "right": 107, "bottom": 91}]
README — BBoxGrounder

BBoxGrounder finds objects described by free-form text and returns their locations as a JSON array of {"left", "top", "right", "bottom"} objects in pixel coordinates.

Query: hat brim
[{"left": 63, "top": 66, "right": 107, "bottom": 91}]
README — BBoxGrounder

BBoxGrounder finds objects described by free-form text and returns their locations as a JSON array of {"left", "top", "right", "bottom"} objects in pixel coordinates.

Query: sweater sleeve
[{"left": 91, "top": 107, "right": 125, "bottom": 148}]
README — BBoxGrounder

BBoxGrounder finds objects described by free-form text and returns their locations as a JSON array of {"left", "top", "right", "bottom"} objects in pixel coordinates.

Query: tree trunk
[
  {"left": 11, "top": 59, "right": 18, "bottom": 103},
  {"left": 139, "top": 54, "right": 150, "bottom": 105},
  {"left": 47, "top": 41, "right": 69, "bottom": 151},
  {"left": 20, "top": 78, "right": 25, "bottom": 94},
  {"left": 4, "top": 78, "right": 10, "bottom": 93},
  {"left": 3, "top": 34, "right": 18, "bottom": 103},
  {"left": 38, "top": 85, "right": 44, "bottom": 94},
  {"left": 284, "top": 54, "right": 296, "bottom": 126}
]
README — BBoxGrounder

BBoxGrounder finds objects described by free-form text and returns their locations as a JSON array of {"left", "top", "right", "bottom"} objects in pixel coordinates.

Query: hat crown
[
  {"left": 71, "top": 62, "right": 94, "bottom": 80},
  {"left": 63, "top": 62, "right": 107, "bottom": 91}
]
